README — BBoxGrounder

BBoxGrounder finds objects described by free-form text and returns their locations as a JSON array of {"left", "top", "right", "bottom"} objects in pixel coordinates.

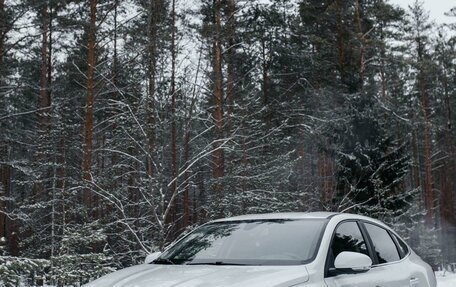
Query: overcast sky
[{"left": 389, "top": 0, "right": 455, "bottom": 24}]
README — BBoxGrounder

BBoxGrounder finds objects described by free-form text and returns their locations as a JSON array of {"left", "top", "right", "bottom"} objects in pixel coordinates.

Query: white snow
[{"left": 436, "top": 271, "right": 456, "bottom": 287}]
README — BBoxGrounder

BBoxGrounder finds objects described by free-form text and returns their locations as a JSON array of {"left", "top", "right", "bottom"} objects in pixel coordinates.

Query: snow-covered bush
[
  {"left": 0, "top": 257, "right": 49, "bottom": 287},
  {"left": 49, "top": 254, "right": 116, "bottom": 286}
]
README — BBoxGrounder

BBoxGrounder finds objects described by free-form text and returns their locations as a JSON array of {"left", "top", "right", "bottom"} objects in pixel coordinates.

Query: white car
[{"left": 85, "top": 212, "right": 437, "bottom": 287}]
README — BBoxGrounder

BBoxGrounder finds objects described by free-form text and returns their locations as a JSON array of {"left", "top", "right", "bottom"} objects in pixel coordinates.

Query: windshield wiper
[
  {"left": 152, "top": 258, "right": 176, "bottom": 265},
  {"left": 186, "top": 261, "right": 250, "bottom": 266}
]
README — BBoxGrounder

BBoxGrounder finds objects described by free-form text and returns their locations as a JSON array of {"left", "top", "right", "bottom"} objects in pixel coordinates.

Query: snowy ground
[{"left": 436, "top": 271, "right": 456, "bottom": 287}]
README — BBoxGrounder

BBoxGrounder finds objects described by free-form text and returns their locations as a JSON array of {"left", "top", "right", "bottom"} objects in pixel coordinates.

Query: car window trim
[
  {"left": 388, "top": 230, "right": 404, "bottom": 258},
  {"left": 386, "top": 226, "right": 411, "bottom": 259},
  {"left": 388, "top": 230, "right": 410, "bottom": 259},
  {"left": 358, "top": 220, "right": 406, "bottom": 266},
  {"left": 357, "top": 221, "right": 378, "bottom": 263}
]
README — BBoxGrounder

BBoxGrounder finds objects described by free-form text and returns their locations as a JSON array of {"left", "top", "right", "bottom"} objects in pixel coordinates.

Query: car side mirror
[
  {"left": 334, "top": 251, "right": 372, "bottom": 272},
  {"left": 144, "top": 251, "right": 161, "bottom": 264}
]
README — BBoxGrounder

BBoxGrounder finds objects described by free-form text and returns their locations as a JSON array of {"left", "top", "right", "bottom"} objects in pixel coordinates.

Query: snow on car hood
[{"left": 84, "top": 263, "right": 310, "bottom": 287}]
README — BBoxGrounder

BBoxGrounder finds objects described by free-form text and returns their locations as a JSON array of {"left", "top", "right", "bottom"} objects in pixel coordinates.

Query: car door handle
[{"left": 410, "top": 277, "right": 420, "bottom": 287}]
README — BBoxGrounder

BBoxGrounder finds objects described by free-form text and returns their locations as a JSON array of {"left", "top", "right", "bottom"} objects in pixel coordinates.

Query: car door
[
  {"left": 324, "top": 220, "right": 407, "bottom": 287},
  {"left": 361, "top": 222, "right": 412, "bottom": 287}
]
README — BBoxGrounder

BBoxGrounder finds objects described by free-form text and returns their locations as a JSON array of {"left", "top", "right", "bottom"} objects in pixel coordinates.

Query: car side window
[
  {"left": 391, "top": 233, "right": 409, "bottom": 258},
  {"left": 328, "top": 221, "right": 369, "bottom": 269},
  {"left": 364, "top": 223, "right": 400, "bottom": 264}
]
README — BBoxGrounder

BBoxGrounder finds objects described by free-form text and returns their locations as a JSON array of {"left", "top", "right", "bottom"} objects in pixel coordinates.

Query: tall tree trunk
[
  {"left": 226, "top": 0, "right": 236, "bottom": 133},
  {"left": 167, "top": 0, "right": 178, "bottom": 228},
  {"left": 111, "top": 0, "right": 118, "bottom": 169},
  {"left": 378, "top": 24, "right": 388, "bottom": 99},
  {"left": 240, "top": 127, "right": 248, "bottom": 212},
  {"left": 262, "top": 39, "right": 271, "bottom": 125},
  {"left": 354, "top": 0, "right": 365, "bottom": 86},
  {"left": 0, "top": 0, "right": 4, "bottom": 67},
  {"left": 47, "top": 3, "right": 52, "bottom": 105},
  {"left": 35, "top": 3, "right": 52, "bottom": 200},
  {"left": 212, "top": 0, "right": 225, "bottom": 210},
  {"left": 336, "top": 0, "right": 345, "bottom": 79},
  {"left": 0, "top": 0, "right": 17, "bottom": 256},
  {"left": 37, "top": 3, "right": 51, "bottom": 131},
  {"left": 419, "top": 74, "right": 434, "bottom": 226},
  {"left": 112, "top": 0, "right": 118, "bottom": 94},
  {"left": 82, "top": 0, "right": 97, "bottom": 208},
  {"left": 0, "top": 0, "right": 6, "bottom": 244},
  {"left": 146, "top": 0, "right": 160, "bottom": 178}
]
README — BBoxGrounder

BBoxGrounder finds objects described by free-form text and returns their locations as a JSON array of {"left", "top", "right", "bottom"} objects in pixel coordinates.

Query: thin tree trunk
[
  {"left": 0, "top": 0, "right": 6, "bottom": 244},
  {"left": 47, "top": 3, "right": 52, "bottom": 104},
  {"left": 240, "top": 127, "right": 248, "bottom": 212},
  {"left": 411, "top": 131, "right": 421, "bottom": 189},
  {"left": 378, "top": 24, "right": 388, "bottom": 99},
  {"left": 167, "top": 0, "right": 178, "bottom": 228},
  {"left": 35, "top": 3, "right": 52, "bottom": 199},
  {"left": 38, "top": 4, "right": 49, "bottom": 131},
  {"left": 146, "top": 0, "right": 160, "bottom": 178},
  {"left": 0, "top": 0, "right": 4, "bottom": 66},
  {"left": 419, "top": 76, "right": 434, "bottom": 226},
  {"left": 336, "top": 0, "right": 345, "bottom": 78},
  {"left": 82, "top": 0, "right": 97, "bottom": 208},
  {"left": 56, "top": 137, "right": 66, "bottom": 203},
  {"left": 0, "top": 145, "right": 17, "bottom": 256},
  {"left": 261, "top": 38, "right": 273, "bottom": 157},
  {"left": 226, "top": 0, "right": 236, "bottom": 133},
  {"left": 262, "top": 38, "right": 271, "bottom": 126},
  {"left": 212, "top": 0, "right": 225, "bottom": 209},
  {"left": 111, "top": 0, "right": 118, "bottom": 170},
  {"left": 113, "top": 0, "right": 118, "bottom": 92},
  {"left": 182, "top": 129, "right": 190, "bottom": 228},
  {"left": 128, "top": 146, "right": 138, "bottom": 219},
  {"left": 0, "top": 144, "right": 8, "bottom": 243},
  {"left": 0, "top": 0, "right": 17, "bottom": 257},
  {"left": 354, "top": 0, "right": 365, "bottom": 86},
  {"left": 261, "top": 39, "right": 269, "bottom": 107}
]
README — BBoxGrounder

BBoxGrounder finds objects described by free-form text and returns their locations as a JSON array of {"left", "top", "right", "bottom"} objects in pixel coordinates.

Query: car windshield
[{"left": 155, "top": 218, "right": 328, "bottom": 266}]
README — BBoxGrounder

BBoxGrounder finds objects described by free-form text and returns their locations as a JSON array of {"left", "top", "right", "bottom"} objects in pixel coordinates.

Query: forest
[{"left": 0, "top": 0, "right": 455, "bottom": 285}]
